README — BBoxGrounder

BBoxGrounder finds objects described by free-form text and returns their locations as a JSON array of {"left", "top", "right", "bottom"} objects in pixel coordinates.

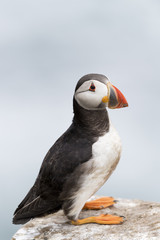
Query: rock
[{"left": 12, "top": 196, "right": 160, "bottom": 240}]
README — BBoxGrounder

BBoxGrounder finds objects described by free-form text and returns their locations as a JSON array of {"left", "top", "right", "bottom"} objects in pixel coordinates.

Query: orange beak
[{"left": 102, "top": 82, "right": 128, "bottom": 109}]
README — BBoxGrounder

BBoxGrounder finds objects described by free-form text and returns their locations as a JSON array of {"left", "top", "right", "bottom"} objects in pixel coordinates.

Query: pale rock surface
[{"left": 12, "top": 196, "right": 160, "bottom": 240}]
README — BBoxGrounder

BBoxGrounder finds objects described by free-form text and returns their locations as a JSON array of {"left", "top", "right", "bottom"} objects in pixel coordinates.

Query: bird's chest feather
[
  {"left": 63, "top": 124, "right": 122, "bottom": 219},
  {"left": 91, "top": 124, "right": 122, "bottom": 185}
]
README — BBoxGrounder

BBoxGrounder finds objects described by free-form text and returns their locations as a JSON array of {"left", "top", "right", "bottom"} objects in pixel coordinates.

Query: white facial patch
[{"left": 75, "top": 80, "right": 108, "bottom": 110}]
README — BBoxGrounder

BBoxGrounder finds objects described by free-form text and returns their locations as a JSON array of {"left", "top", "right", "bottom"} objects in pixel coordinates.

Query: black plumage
[{"left": 13, "top": 74, "right": 110, "bottom": 224}]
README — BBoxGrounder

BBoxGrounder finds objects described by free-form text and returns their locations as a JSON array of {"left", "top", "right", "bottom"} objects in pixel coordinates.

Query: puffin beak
[{"left": 102, "top": 82, "right": 128, "bottom": 109}]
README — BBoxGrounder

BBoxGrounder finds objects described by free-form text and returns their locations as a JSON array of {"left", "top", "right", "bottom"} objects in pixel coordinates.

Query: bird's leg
[
  {"left": 83, "top": 197, "right": 116, "bottom": 210},
  {"left": 71, "top": 214, "right": 124, "bottom": 225},
  {"left": 71, "top": 197, "right": 124, "bottom": 225}
]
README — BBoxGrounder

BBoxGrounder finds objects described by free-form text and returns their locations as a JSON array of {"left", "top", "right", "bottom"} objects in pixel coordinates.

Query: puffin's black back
[{"left": 13, "top": 75, "right": 110, "bottom": 224}]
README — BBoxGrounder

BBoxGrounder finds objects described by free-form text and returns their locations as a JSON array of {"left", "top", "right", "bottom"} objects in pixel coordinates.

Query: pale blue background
[{"left": 0, "top": 0, "right": 160, "bottom": 239}]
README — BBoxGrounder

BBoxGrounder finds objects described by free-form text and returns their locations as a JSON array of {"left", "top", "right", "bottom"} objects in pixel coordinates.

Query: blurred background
[{"left": 0, "top": 0, "right": 160, "bottom": 239}]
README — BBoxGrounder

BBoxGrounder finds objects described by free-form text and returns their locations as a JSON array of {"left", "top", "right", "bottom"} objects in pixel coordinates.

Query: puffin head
[{"left": 74, "top": 74, "right": 128, "bottom": 111}]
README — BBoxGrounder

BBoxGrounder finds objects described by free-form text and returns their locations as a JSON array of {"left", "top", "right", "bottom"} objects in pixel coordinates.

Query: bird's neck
[{"left": 73, "top": 98, "right": 110, "bottom": 137}]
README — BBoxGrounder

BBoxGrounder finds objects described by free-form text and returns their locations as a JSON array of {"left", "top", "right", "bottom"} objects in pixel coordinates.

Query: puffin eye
[{"left": 89, "top": 83, "right": 96, "bottom": 92}]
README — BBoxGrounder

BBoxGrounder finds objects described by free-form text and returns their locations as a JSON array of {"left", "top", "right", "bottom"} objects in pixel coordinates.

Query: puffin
[{"left": 13, "top": 73, "right": 128, "bottom": 225}]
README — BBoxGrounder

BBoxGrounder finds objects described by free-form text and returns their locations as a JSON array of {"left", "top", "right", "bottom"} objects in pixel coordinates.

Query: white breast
[
  {"left": 67, "top": 123, "right": 122, "bottom": 220},
  {"left": 91, "top": 123, "right": 122, "bottom": 185}
]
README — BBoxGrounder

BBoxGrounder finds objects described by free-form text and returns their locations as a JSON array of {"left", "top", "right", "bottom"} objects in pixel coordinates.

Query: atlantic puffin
[{"left": 13, "top": 74, "right": 128, "bottom": 225}]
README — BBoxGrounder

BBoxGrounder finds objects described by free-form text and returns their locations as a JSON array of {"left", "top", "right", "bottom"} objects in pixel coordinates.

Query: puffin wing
[{"left": 13, "top": 124, "right": 93, "bottom": 224}]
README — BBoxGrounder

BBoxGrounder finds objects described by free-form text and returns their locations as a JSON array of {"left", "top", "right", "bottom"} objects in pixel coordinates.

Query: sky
[{"left": 0, "top": 0, "right": 160, "bottom": 239}]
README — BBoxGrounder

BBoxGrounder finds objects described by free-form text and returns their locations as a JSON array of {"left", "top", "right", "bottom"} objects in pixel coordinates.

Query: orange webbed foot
[
  {"left": 71, "top": 214, "right": 124, "bottom": 225},
  {"left": 83, "top": 197, "right": 116, "bottom": 210}
]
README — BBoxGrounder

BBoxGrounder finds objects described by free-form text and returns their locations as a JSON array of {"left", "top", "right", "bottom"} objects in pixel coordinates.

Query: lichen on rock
[{"left": 12, "top": 197, "right": 160, "bottom": 240}]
